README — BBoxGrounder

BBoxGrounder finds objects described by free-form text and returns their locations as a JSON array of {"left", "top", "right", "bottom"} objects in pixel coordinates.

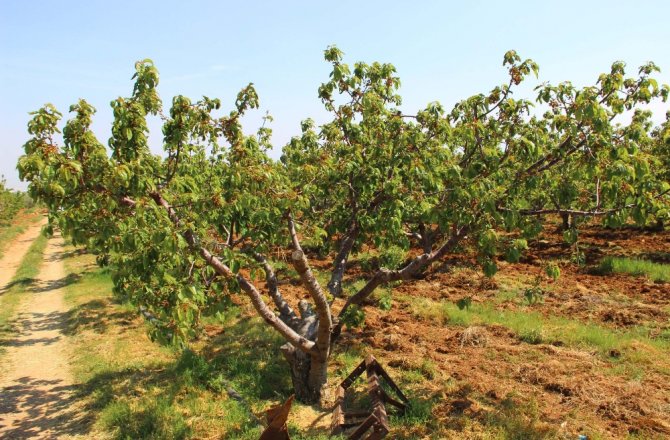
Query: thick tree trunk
[
  {"left": 280, "top": 343, "right": 328, "bottom": 404},
  {"left": 276, "top": 297, "right": 329, "bottom": 404}
]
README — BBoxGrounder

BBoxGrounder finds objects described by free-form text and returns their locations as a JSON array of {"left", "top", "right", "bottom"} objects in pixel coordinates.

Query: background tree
[
  {"left": 0, "top": 176, "right": 30, "bottom": 226},
  {"left": 650, "top": 111, "right": 670, "bottom": 227}
]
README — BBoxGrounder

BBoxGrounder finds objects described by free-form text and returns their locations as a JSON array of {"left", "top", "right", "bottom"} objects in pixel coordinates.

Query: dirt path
[
  {"left": 0, "top": 218, "right": 46, "bottom": 296},
  {"left": 0, "top": 231, "right": 85, "bottom": 439}
]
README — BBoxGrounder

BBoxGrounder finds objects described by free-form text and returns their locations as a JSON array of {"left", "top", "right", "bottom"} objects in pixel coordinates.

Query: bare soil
[{"left": 258, "top": 222, "right": 670, "bottom": 438}]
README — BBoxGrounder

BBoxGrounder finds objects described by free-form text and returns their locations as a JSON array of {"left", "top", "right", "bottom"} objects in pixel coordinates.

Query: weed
[
  {"left": 99, "top": 397, "right": 190, "bottom": 440},
  {"left": 409, "top": 297, "right": 670, "bottom": 359},
  {"left": 340, "top": 304, "right": 366, "bottom": 328},
  {"left": 518, "top": 328, "right": 544, "bottom": 344},
  {"left": 357, "top": 245, "right": 407, "bottom": 272},
  {"left": 419, "top": 359, "right": 437, "bottom": 379},
  {"left": 484, "top": 393, "right": 554, "bottom": 439},
  {"left": 456, "top": 296, "right": 472, "bottom": 311},
  {"left": 544, "top": 262, "right": 561, "bottom": 281},
  {"left": 391, "top": 396, "right": 435, "bottom": 431},
  {"left": 62, "top": 250, "right": 270, "bottom": 439},
  {"left": 494, "top": 289, "right": 519, "bottom": 304},
  {"left": 522, "top": 284, "right": 544, "bottom": 306}
]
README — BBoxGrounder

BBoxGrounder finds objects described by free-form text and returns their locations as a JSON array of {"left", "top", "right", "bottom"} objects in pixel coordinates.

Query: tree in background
[
  {"left": 0, "top": 176, "right": 31, "bottom": 226},
  {"left": 651, "top": 111, "right": 670, "bottom": 227}
]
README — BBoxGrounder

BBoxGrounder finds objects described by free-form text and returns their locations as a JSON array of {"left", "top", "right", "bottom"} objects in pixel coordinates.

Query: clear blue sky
[{"left": 2, "top": 0, "right": 669, "bottom": 190}]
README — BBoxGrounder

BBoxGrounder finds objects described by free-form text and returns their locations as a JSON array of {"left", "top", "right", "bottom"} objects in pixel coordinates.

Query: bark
[
  {"left": 280, "top": 301, "right": 327, "bottom": 404},
  {"left": 287, "top": 214, "right": 332, "bottom": 364},
  {"left": 281, "top": 343, "right": 328, "bottom": 404},
  {"left": 418, "top": 222, "right": 435, "bottom": 254},
  {"left": 125, "top": 194, "right": 330, "bottom": 403},
  {"left": 280, "top": 213, "right": 332, "bottom": 403},
  {"left": 246, "top": 249, "right": 301, "bottom": 330},
  {"left": 120, "top": 196, "right": 136, "bottom": 207},
  {"left": 652, "top": 218, "right": 665, "bottom": 231},
  {"left": 509, "top": 204, "right": 637, "bottom": 218},
  {"left": 226, "top": 220, "right": 235, "bottom": 247}
]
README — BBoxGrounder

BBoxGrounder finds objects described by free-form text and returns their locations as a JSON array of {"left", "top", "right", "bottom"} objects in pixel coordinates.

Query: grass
[
  {"left": 62, "top": 251, "right": 269, "bottom": 439},
  {"left": 0, "top": 231, "right": 48, "bottom": 364},
  {"left": 410, "top": 297, "right": 670, "bottom": 359},
  {"left": 53, "top": 242, "right": 670, "bottom": 438},
  {"left": 494, "top": 289, "right": 520, "bottom": 304},
  {"left": 62, "top": 249, "right": 490, "bottom": 439},
  {"left": 62, "top": 249, "right": 345, "bottom": 439},
  {"left": 598, "top": 256, "right": 670, "bottom": 282}
]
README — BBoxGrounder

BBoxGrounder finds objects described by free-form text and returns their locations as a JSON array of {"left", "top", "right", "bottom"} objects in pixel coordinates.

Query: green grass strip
[
  {"left": 412, "top": 297, "right": 670, "bottom": 356},
  {"left": 598, "top": 256, "right": 670, "bottom": 282}
]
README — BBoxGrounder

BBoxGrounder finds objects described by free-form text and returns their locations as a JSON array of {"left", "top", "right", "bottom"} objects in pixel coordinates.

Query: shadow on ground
[
  {"left": 0, "top": 376, "right": 92, "bottom": 439},
  {"left": 28, "top": 273, "right": 82, "bottom": 294},
  {"left": 62, "top": 299, "right": 136, "bottom": 336},
  {"left": 0, "top": 278, "right": 37, "bottom": 296},
  {"left": 0, "top": 311, "right": 68, "bottom": 348}
]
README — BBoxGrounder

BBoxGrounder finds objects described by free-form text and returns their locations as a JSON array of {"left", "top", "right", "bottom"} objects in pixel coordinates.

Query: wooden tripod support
[{"left": 331, "top": 355, "right": 408, "bottom": 439}]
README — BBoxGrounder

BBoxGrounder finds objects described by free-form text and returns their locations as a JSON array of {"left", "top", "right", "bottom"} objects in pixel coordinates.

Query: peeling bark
[
  {"left": 281, "top": 343, "right": 328, "bottom": 404},
  {"left": 287, "top": 214, "right": 332, "bottom": 358}
]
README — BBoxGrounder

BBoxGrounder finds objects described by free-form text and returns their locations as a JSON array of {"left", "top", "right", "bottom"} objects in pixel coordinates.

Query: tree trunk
[
  {"left": 560, "top": 213, "right": 570, "bottom": 231},
  {"left": 655, "top": 218, "right": 665, "bottom": 231},
  {"left": 327, "top": 224, "right": 359, "bottom": 298},
  {"left": 281, "top": 343, "right": 328, "bottom": 404},
  {"left": 227, "top": 220, "right": 235, "bottom": 247}
]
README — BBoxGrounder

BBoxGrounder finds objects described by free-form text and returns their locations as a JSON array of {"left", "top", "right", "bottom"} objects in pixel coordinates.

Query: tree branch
[
  {"left": 286, "top": 213, "right": 333, "bottom": 359},
  {"left": 503, "top": 205, "right": 630, "bottom": 217},
  {"left": 120, "top": 196, "right": 136, "bottom": 207},
  {"left": 337, "top": 225, "right": 469, "bottom": 322},
  {"left": 327, "top": 222, "right": 359, "bottom": 299},
  {"left": 148, "top": 193, "right": 316, "bottom": 354},
  {"left": 245, "top": 248, "right": 301, "bottom": 330}
]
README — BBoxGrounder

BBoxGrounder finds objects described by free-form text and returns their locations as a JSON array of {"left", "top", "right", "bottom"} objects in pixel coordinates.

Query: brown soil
[
  {"left": 0, "top": 232, "right": 86, "bottom": 439},
  {"left": 255, "top": 222, "right": 670, "bottom": 439}
]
